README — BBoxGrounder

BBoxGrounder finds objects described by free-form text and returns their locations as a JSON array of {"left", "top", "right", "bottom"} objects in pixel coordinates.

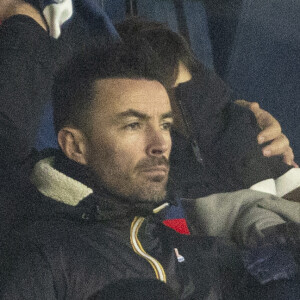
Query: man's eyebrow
[
  {"left": 161, "top": 111, "right": 174, "bottom": 120},
  {"left": 116, "top": 110, "right": 173, "bottom": 120},
  {"left": 116, "top": 109, "right": 148, "bottom": 120}
]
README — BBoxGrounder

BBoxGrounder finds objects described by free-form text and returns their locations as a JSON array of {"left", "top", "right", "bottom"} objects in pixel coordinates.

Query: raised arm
[{"left": 0, "top": 1, "right": 53, "bottom": 169}]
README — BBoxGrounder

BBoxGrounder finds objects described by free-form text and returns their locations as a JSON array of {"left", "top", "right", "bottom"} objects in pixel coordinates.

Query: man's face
[{"left": 86, "top": 78, "right": 173, "bottom": 203}]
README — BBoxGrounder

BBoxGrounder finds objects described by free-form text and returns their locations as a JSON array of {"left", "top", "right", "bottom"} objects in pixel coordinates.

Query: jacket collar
[
  {"left": 30, "top": 150, "right": 172, "bottom": 220},
  {"left": 30, "top": 156, "right": 93, "bottom": 206}
]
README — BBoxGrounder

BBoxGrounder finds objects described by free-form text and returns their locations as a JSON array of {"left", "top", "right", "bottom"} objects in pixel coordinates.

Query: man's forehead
[{"left": 93, "top": 78, "right": 171, "bottom": 113}]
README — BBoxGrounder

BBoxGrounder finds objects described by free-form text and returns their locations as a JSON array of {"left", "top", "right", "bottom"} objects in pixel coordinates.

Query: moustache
[{"left": 135, "top": 157, "right": 169, "bottom": 170}]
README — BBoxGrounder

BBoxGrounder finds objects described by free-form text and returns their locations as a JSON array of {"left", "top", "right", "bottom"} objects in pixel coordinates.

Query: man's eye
[
  {"left": 125, "top": 122, "right": 141, "bottom": 130},
  {"left": 161, "top": 122, "right": 172, "bottom": 131}
]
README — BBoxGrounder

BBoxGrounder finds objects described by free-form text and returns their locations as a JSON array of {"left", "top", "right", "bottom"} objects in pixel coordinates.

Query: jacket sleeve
[
  {"left": 0, "top": 235, "right": 57, "bottom": 299},
  {"left": 212, "top": 103, "right": 293, "bottom": 191},
  {"left": 250, "top": 169, "right": 300, "bottom": 199},
  {"left": 182, "top": 189, "right": 300, "bottom": 246},
  {"left": 0, "top": 15, "right": 54, "bottom": 169}
]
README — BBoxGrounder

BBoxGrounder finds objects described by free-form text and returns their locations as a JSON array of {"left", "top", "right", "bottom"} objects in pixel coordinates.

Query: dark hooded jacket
[
  {"left": 170, "top": 66, "right": 292, "bottom": 198},
  {"left": 0, "top": 150, "right": 253, "bottom": 299}
]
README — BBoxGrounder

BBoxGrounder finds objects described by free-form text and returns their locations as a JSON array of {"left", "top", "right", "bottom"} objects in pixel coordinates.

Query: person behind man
[
  {"left": 116, "top": 17, "right": 300, "bottom": 199},
  {"left": 1, "top": 42, "right": 299, "bottom": 299}
]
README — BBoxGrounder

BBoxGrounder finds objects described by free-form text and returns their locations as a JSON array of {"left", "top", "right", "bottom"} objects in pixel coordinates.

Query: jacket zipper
[
  {"left": 130, "top": 216, "right": 167, "bottom": 283},
  {"left": 176, "top": 94, "right": 204, "bottom": 166}
]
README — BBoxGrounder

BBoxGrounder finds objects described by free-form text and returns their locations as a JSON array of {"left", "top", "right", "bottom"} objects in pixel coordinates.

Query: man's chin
[
  {"left": 136, "top": 192, "right": 167, "bottom": 203},
  {"left": 129, "top": 180, "right": 167, "bottom": 203}
]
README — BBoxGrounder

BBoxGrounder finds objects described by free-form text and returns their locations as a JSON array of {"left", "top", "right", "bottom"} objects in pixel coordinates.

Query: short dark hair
[
  {"left": 52, "top": 41, "right": 169, "bottom": 134},
  {"left": 115, "top": 17, "right": 198, "bottom": 83}
]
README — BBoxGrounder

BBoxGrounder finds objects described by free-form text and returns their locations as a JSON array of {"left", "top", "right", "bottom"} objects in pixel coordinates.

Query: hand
[
  {"left": 0, "top": 0, "right": 47, "bottom": 30},
  {"left": 235, "top": 100, "right": 298, "bottom": 167}
]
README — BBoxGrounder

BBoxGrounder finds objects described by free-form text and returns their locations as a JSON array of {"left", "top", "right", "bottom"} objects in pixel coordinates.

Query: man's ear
[{"left": 57, "top": 127, "right": 89, "bottom": 165}]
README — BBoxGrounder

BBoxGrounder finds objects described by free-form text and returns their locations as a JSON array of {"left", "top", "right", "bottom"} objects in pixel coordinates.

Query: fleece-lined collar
[
  {"left": 30, "top": 156, "right": 93, "bottom": 206},
  {"left": 30, "top": 154, "right": 171, "bottom": 220}
]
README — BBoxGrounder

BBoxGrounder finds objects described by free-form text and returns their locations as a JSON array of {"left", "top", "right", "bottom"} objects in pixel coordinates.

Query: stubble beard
[
  {"left": 110, "top": 169, "right": 169, "bottom": 204},
  {"left": 102, "top": 157, "right": 170, "bottom": 204},
  {"left": 128, "top": 177, "right": 168, "bottom": 203},
  {"left": 128, "top": 156, "right": 169, "bottom": 203}
]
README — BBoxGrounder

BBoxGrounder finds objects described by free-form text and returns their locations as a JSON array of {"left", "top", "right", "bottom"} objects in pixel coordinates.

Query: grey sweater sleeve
[{"left": 182, "top": 189, "right": 300, "bottom": 246}]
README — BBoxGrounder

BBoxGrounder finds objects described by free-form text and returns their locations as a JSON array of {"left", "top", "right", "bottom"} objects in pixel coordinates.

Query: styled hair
[
  {"left": 115, "top": 17, "right": 198, "bottom": 84},
  {"left": 52, "top": 41, "right": 169, "bottom": 134}
]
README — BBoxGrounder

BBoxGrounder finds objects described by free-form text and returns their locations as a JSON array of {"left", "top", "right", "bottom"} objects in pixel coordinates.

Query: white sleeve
[
  {"left": 275, "top": 168, "right": 300, "bottom": 197},
  {"left": 249, "top": 178, "right": 276, "bottom": 195},
  {"left": 249, "top": 168, "right": 300, "bottom": 197}
]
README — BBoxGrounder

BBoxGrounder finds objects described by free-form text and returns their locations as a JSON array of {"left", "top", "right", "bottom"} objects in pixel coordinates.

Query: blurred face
[
  {"left": 169, "top": 61, "right": 192, "bottom": 136},
  {"left": 174, "top": 61, "right": 192, "bottom": 87},
  {"left": 86, "top": 78, "right": 173, "bottom": 203}
]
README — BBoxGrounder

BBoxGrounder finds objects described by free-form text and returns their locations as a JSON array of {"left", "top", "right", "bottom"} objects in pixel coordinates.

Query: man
[{"left": 1, "top": 43, "right": 299, "bottom": 299}]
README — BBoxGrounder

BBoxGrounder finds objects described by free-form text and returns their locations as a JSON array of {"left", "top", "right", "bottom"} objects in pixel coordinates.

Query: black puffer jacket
[{"left": 0, "top": 151, "right": 252, "bottom": 300}]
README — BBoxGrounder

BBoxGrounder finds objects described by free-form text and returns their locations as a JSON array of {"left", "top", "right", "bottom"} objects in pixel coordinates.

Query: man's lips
[
  {"left": 140, "top": 166, "right": 169, "bottom": 176},
  {"left": 135, "top": 157, "right": 170, "bottom": 180}
]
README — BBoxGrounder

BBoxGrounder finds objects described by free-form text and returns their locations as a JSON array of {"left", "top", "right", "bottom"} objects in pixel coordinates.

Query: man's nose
[{"left": 145, "top": 127, "right": 170, "bottom": 157}]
